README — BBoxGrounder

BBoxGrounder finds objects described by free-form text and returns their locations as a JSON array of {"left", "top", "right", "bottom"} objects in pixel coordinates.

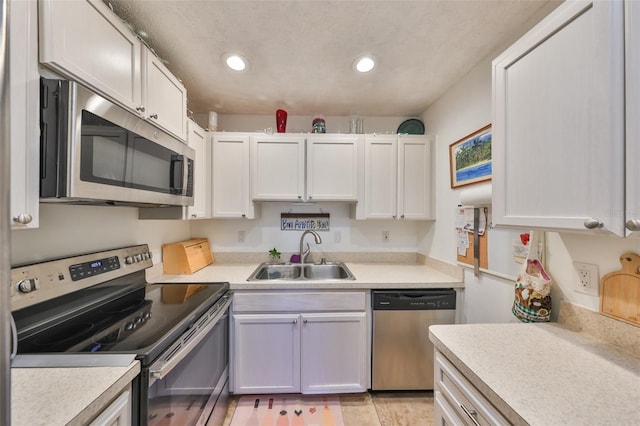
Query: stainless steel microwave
[{"left": 40, "top": 78, "right": 194, "bottom": 207}]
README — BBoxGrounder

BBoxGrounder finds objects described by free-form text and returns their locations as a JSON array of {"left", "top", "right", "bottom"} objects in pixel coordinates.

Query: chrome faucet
[{"left": 299, "top": 230, "right": 322, "bottom": 264}]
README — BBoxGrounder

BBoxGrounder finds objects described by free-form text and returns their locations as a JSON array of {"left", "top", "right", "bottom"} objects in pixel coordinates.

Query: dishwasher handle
[{"left": 372, "top": 289, "right": 456, "bottom": 310}]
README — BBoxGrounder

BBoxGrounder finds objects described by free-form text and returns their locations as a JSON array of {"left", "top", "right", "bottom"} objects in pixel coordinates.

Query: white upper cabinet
[
  {"left": 142, "top": 47, "right": 187, "bottom": 140},
  {"left": 39, "top": 0, "right": 142, "bottom": 112},
  {"left": 251, "top": 134, "right": 362, "bottom": 202},
  {"left": 251, "top": 135, "right": 306, "bottom": 201},
  {"left": 306, "top": 135, "right": 361, "bottom": 201},
  {"left": 398, "top": 135, "right": 434, "bottom": 219},
  {"left": 625, "top": 0, "right": 640, "bottom": 236},
  {"left": 359, "top": 134, "right": 433, "bottom": 220},
  {"left": 39, "top": 0, "right": 187, "bottom": 141},
  {"left": 364, "top": 134, "right": 397, "bottom": 218},
  {"left": 492, "top": 0, "right": 626, "bottom": 235},
  {"left": 212, "top": 133, "right": 258, "bottom": 218},
  {"left": 185, "top": 119, "right": 208, "bottom": 219},
  {"left": 10, "top": 0, "right": 39, "bottom": 229}
]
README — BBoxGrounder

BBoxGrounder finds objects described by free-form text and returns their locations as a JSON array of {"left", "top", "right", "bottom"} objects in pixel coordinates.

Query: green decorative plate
[{"left": 397, "top": 119, "right": 425, "bottom": 135}]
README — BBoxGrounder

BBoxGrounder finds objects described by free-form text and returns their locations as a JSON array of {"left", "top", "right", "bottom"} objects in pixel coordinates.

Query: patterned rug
[{"left": 230, "top": 395, "right": 344, "bottom": 426}]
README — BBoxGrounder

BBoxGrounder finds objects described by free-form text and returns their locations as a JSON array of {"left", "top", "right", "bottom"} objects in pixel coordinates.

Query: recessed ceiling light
[
  {"left": 355, "top": 56, "right": 375, "bottom": 73},
  {"left": 223, "top": 53, "right": 248, "bottom": 71}
]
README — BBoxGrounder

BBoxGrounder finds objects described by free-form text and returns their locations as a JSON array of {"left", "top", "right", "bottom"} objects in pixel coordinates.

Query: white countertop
[
  {"left": 12, "top": 361, "right": 140, "bottom": 426},
  {"left": 147, "top": 261, "right": 464, "bottom": 290},
  {"left": 429, "top": 323, "right": 640, "bottom": 425}
]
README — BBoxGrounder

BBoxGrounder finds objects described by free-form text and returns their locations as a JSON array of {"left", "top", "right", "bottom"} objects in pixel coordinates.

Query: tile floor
[{"left": 223, "top": 391, "right": 435, "bottom": 426}]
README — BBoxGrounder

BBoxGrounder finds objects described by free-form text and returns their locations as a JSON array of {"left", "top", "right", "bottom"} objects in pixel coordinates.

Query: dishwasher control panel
[{"left": 372, "top": 289, "right": 457, "bottom": 310}]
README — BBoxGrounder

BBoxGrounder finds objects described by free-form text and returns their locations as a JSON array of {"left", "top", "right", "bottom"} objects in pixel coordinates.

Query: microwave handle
[{"left": 169, "top": 155, "right": 184, "bottom": 194}]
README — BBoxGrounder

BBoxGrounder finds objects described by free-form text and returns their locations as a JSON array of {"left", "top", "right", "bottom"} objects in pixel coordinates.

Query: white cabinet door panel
[
  {"left": 365, "top": 135, "right": 397, "bottom": 218},
  {"left": 39, "top": 0, "right": 142, "bottom": 112},
  {"left": 493, "top": 0, "right": 625, "bottom": 234},
  {"left": 232, "top": 314, "right": 300, "bottom": 394},
  {"left": 626, "top": 0, "right": 640, "bottom": 236},
  {"left": 251, "top": 135, "right": 305, "bottom": 201},
  {"left": 142, "top": 49, "right": 187, "bottom": 140},
  {"left": 185, "top": 120, "right": 208, "bottom": 219},
  {"left": 300, "top": 312, "right": 367, "bottom": 394},
  {"left": 212, "top": 134, "right": 255, "bottom": 218},
  {"left": 307, "top": 135, "right": 360, "bottom": 201},
  {"left": 399, "top": 135, "right": 433, "bottom": 219}
]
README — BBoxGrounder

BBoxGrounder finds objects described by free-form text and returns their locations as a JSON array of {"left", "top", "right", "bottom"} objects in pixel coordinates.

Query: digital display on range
[{"left": 69, "top": 256, "right": 120, "bottom": 281}]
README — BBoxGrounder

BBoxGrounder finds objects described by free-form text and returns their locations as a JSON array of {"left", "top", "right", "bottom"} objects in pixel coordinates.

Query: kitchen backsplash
[{"left": 558, "top": 300, "right": 640, "bottom": 358}]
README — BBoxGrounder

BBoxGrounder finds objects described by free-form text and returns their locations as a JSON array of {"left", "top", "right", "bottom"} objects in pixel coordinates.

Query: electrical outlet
[
  {"left": 573, "top": 262, "right": 599, "bottom": 296},
  {"left": 382, "top": 231, "right": 390, "bottom": 242},
  {"left": 238, "top": 230, "right": 245, "bottom": 243}
]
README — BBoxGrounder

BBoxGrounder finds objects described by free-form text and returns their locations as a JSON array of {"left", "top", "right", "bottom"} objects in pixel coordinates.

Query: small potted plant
[{"left": 268, "top": 248, "right": 282, "bottom": 263}]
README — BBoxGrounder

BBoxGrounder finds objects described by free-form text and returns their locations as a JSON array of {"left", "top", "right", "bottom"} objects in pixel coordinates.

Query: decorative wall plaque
[{"left": 281, "top": 213, "right": 330, "bottom": 231}]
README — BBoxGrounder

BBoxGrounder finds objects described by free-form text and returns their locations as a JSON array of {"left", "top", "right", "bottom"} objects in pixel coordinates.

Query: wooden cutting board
[{"left": 600, "top": 252, "right": 640, "bottom": 326}]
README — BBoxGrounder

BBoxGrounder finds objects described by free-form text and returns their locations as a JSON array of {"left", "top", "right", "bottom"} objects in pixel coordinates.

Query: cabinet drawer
[
  {"left": 434, "top": 390, "right": 465, "bottom": 426},
  {"left": 435, "top": 352, "right": 508, "bottom": 426},
  {"left": 233, "top": 291, "right": 366, "bottom": 312}
]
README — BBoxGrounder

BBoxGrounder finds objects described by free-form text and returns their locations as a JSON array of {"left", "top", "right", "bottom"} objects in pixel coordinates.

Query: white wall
[
  {"left": 193, "top": 113, "right": 417, "bottom": 135},
  {"left": 11, "top": 204, "right": 190, "bottom": 265},
  {"left": 190, "top": 202, "right": 421, "bottom": 258}
]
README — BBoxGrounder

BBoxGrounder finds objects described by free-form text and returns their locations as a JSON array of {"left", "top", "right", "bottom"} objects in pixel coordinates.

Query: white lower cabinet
[
  {"left": 434, "top": 351, "right": 508, "bottom": 426},
  {"left": 231, "top": 291, "right": 369, "bottom": 394},
  {"left": 89, "top": 387, "right": 131, "bottom": 426}
]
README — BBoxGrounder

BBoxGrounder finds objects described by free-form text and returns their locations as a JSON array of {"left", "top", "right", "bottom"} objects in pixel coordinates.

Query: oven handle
[{"left": 149, "top": 294, "right": 231, "bottom": 381}]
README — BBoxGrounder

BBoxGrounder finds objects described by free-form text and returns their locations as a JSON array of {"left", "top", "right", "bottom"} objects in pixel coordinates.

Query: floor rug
[{"left": 230, "top": 394, "right": 344, "bottom": 426}]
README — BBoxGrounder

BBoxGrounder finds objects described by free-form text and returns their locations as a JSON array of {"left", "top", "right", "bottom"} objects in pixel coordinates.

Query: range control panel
[{"left": 10, "top": 244, "right": 152, "bottom": 311}]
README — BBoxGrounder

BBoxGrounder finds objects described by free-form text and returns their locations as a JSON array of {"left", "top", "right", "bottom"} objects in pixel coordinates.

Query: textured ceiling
[{"left": 106, "top": 0, "right": 560, "bottom": 116}]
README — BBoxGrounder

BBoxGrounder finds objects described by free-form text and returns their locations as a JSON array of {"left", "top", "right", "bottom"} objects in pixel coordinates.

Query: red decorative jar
[{"left": 276, "top": 109, "right": 287, "bottom": 133}]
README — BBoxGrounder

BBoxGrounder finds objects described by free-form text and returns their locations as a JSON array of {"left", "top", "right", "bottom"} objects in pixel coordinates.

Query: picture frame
[{"left": 449, "top": 124, "right": 492, "bottom": 188}]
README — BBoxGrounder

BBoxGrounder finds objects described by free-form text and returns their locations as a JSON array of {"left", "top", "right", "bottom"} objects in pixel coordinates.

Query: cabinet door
[
  {"left": 364, "top": 135, "right": 397, "bottom": 218},
  {"left": 300, "top": 312, "right": 367, "bottom": 394},
  {"left": 398, "top": 135, "right": 434, "bottom": 220},
  {"left": 142, "top": 47, "right": 187, "bottom": 141},
  {"left": 185, "top": 119, "right": 208, "bottom": 219},
  {"left": 212, "top": 134, "right": 256, "bottom": 218},
  {"left": 626, "top": 1, "right": 640, "bottom": 237},
  {"left": 251, "top": 135, "right": 305, "bottom": 201},
  {"left": 10, "top": 0, "right": 39, "bottom": 229},
  {"left": 306, "top": 135, "right": 361, "bottom": 201},
  {"left": 39, "top": 0, "right": 142, "bottom": 112},
  {"left": 232, "top": 314, "right": 300, "bottom": 394},
  {"left": 492, "top": 0, "right": 625, "bottom": 235},
  {"left": 89, "top": 388, "right": 131, "bottom": 426}
]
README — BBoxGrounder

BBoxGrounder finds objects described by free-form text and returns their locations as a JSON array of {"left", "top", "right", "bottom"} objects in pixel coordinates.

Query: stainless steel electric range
[{"left": 10, "top": 244, "right": 230, "bottom": 426}]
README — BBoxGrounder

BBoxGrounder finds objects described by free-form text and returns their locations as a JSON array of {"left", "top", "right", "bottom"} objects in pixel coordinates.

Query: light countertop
[
  {"left": 12, "top": 361, "right": 140, "bottom": 426},
  {"left": 429, "top": 323, "right": 640, "bottom": 425},
  {"left": 147, "top": 261, "right": 464, "bottom": 290}
]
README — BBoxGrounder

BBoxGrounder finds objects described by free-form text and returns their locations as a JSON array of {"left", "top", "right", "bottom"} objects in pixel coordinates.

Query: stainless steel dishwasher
[{"left": 372, "top": 289, "right": 456, "bottom": 390}]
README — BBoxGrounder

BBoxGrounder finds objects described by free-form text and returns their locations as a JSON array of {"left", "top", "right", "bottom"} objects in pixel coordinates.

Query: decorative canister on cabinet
[
  {"left": 312, "top": 116, "right": 326, "bottom": 133},
  {"left": 276, "top": 109, "right": 287, "bottom": 133}
]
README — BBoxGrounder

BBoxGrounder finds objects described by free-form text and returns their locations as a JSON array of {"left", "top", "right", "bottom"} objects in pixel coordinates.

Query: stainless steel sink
[{"left": 247, "top": 262, "right": 355, "bottom": 281}]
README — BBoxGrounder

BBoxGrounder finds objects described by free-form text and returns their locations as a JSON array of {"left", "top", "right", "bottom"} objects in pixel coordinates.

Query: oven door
[{"left": 139, "top": 295, "right": 230, "bottom": 426}]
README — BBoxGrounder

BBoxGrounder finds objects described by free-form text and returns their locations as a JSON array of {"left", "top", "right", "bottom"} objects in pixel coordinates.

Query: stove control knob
[
  {"left": 125, "top": 322, "right": 136, "bottom": 331},
  {"left": 125, "top": 256, "right": 134, "bottom": 265},
  {"left": 16, "top": 278, "right": 39, "bottom": 293},
  {"left": 135, "top": 254, "right": 142, "bottom": 262}
]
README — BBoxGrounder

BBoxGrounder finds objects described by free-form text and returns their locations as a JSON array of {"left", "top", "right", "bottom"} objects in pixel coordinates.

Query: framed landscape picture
[{"left": 449, "top": 124, "right": 492, "bottom": 188}]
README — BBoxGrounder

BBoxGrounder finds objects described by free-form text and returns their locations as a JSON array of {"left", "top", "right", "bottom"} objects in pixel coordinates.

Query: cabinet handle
[
  {"left": 292, "top": 319, "right": 297, "bottom": 324},
  {"left": 241, "top": 214, "right": 246, "bottom": 218},
  {"left": 149, "top": 113, "right": 158, "bottom": 119},
  {"left": 626, "top": 219, "right": 640, "bottom": 232},
  {"left": 583, "top": 218, "right": 603, "bottom": 230},
  {"left": 297, "top": 195, "right": 302, "bottom": 199},
  {"left": 460, "top": 404, "right": 481, "bottom": 426},
  {"left": 401, "top": 214, "right": 405, "bottom": 219},
  {"left": 136, "top": 105, "right": 145, "bottom": 112},
  {"left": 303, "top": 319, "right": 308, "bottom": 324},
  {"left": 13, "top": 213, "right": 32, "bottom": 225}
]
